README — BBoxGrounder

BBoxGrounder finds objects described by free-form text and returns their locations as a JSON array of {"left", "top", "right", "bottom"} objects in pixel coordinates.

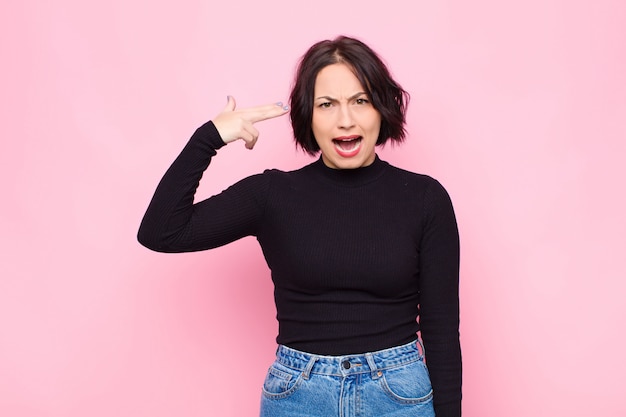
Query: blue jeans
[{"left": 260, "top": 340, "right": 435, "bottom": 417}]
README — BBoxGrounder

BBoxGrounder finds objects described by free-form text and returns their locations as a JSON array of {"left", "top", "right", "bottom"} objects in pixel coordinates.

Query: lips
[{"left": 332, "top": 136, "right": 362, "bottom": 157}]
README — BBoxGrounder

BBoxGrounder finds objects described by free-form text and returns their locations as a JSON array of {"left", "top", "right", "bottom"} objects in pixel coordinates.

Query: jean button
[{"left": 342, "top": 360, "right": 351, "bottom": 370}]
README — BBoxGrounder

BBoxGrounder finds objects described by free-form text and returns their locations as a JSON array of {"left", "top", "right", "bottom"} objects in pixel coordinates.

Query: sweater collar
[{"left": 311, "top": 154, "right": 387, "bottom": 187}]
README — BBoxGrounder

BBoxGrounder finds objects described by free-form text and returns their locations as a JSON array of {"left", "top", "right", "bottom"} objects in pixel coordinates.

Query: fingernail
[
  {"left": 275, "top": 101, "right": 283, "bottom": 107},
  {"left": 283, "top": 105, "right": 290, "bottom": 110}
]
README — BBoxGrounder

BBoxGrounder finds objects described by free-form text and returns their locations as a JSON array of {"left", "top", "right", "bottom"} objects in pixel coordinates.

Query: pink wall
[{"left": 2, "top": 1, "right": 625, "bottom": 416}]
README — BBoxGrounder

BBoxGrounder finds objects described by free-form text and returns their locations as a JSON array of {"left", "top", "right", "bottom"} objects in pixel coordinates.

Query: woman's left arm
[{"left": 418, "top": 179, "right": 462, "bottom": 417}]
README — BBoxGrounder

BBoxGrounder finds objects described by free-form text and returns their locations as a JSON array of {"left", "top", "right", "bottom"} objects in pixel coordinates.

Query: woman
[{"left": 138, "top": 36, "right": 461, "bottom": 416}]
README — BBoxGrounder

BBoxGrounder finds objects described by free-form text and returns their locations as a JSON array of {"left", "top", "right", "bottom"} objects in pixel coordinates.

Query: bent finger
[
  {"left": 245, "top": 136, "right": 258, "bottom": 150},
  {"left": 238, "top": 129, "right": 256, "bottom": 148},
  {"left": 242, "top": 120, "right": 259, "bottom": 140},
  {"left": 242, "top": 122, "right": 259, "bottom": 149}
]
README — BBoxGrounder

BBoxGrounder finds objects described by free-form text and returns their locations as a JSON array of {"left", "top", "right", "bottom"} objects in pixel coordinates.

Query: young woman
[{"left": 138, "top": 36, "right": 461, "bottom": 417}]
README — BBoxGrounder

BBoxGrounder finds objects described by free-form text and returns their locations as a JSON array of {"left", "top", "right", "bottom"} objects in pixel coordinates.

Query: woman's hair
[{"left": 289, "top": 35, "right": 409, "bottom": 155}]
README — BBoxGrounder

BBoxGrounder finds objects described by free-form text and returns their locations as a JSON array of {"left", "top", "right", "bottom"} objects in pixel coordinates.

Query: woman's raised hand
[{"left": 212, "top": 96, "right": 290, "bottom": 150}]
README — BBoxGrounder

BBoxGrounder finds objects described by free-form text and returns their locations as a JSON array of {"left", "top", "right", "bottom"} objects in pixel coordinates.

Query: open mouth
[{"left": 332, "top": 136, "right": 362, "bottom": 157}]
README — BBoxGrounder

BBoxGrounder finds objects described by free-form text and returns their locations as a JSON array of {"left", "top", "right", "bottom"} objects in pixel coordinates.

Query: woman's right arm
[{"left": 137, "top": 97, "right": 289, "bottom": 252}]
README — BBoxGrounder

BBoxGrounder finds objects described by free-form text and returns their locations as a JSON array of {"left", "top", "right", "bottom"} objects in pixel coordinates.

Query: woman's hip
[{"left": 259, "top": 340, "right": 435, "bottom": 417}]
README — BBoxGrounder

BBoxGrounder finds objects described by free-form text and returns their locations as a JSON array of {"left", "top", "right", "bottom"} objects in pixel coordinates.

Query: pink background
[{"left": 2, "top": 1, "right": 625, "bottom": 416}]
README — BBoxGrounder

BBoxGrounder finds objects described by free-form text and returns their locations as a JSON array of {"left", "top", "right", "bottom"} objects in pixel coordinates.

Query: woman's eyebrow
[
  {"left": 314, "top": 95, "right": 336, "bottom": 101},
  {"left": 314, "top": 92, "right": 368, "bottom": 101}
]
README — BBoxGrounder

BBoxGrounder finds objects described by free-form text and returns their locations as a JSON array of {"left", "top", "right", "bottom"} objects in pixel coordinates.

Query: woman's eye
[
  {"left": 319, "top": 102, "right": 332, "bottom": 108},
  {"left": 355, "top": 98, "right": 369, "bottom": 105}
]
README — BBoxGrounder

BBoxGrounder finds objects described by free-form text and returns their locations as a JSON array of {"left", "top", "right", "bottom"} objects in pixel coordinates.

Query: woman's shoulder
[
  {"left": 258, "top": 158, "right": 321, "bottom": 182},
  {"left": 381, "top": 162, "right": 455, "bottom": 207},
  {"left": 383, "top": 161, "right": 443, "bottom": 188}
]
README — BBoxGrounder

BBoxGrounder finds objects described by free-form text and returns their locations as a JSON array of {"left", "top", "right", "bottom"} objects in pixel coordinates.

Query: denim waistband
[{"left": 275, "top": 340, "right": 424, "bottom": 378}]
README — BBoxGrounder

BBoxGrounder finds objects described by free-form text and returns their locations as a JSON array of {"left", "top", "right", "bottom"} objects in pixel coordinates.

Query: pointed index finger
[{"left": 244, "top": 102, "right": 290, "bottom": 124}]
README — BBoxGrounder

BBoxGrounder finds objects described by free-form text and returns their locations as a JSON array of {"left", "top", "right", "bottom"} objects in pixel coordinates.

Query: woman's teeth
[{"left": 334, "top": 137, "right": 361, "bottom": 151}]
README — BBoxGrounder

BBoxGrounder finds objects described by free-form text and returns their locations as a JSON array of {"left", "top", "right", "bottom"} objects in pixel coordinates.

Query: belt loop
[
  {"left": 302, "top": 355, "right": 317, "bottom": 380},
  {"left": 365, "top": 353, "right": 382, "bottom": 380}
]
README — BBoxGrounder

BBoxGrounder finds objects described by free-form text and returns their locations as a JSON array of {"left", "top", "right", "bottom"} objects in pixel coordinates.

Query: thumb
[{"left": 223, "top": 95, "right": 236, "bottom": 112}]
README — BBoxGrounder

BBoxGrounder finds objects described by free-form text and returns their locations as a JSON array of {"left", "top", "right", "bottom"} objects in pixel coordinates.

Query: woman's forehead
[{"left": 314, "top": 63, "right": 366, "bottom": 96}]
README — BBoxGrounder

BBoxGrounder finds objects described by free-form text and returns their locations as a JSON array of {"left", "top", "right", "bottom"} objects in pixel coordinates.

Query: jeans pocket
[
  {"left": 379, "top": 359, "right": 434, "bottom": 404},
  {"left": 261, "top": 362, "right": 303, "bottom": 399}
]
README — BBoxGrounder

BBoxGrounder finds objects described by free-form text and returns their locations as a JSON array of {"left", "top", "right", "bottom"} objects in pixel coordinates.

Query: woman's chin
[{"left": 321, "top": 151, "right": 375, "bottom": 170}]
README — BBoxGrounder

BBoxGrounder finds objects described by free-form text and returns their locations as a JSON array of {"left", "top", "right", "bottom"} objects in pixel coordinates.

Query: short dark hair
[{"left": 289, "top": 36, "right": 409, "bottom": 155}]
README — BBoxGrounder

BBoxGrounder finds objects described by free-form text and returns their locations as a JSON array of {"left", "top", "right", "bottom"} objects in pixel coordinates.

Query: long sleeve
[
  {"left": 138, "top": 131, "right": 463, "bottom": 412},
  {"left": 137, "top": 121, "right": 270, "bottom": 253},
  {"left": 418, "top": 180, "right": 462, "bottom": 417}
]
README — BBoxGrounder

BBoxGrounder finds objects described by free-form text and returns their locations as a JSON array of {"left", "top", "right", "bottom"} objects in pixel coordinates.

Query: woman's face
[{"left": 312, "top": 63, "right": 381, "bottom": 169}]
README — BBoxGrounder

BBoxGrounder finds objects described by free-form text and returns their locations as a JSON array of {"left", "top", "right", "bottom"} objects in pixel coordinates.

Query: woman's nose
[{"left": 337, "top": 105, "right": 355, "bottom": 129}]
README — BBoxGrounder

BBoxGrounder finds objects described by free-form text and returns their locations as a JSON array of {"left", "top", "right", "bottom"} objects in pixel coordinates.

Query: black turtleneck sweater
[{"left": 138, "top": 121, "right": 461, "bottom": 416}]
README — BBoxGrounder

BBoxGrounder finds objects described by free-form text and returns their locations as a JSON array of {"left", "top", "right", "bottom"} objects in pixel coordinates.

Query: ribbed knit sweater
[{"left": 138, "top": 121, "right": 462, "bottom": 416}]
